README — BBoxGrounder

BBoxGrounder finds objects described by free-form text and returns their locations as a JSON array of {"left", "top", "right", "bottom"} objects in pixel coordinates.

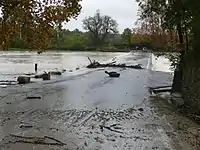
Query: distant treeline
[{"left": 10, "top": 29, "right": 152, "bottom": 51}]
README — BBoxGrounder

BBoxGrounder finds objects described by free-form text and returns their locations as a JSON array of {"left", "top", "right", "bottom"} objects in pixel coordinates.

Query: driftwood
[
  {"left": 42, "top": 72, "right": 51, "bottom": 80},
  {"left": 17, "top": 76, "right": 31, "bottom": 84},
  {"left": 87, "top": 57, "right": 92, "bottom": 64},
  {"left": 44, "top": 136, "right": 65, "bottom": 145},
  {"left": 14, "top": 140, "right": 65, "bottom": 146},
  {"left": 26, "top": 96, "right": 41, "bottom": 99},
  {"left": 10, "top": 134, "right": 45, "bottom": 140},
  {"left": 10, "top": 134, "right": 66, "bottom": 146},
  {"left": 108, "top": 61, "right": 117, "bottom": 65},
  {"left": 86, "top": 57, "right": 143, "bottom": 69},
  {"left": 99, "top": 125, "right": 123, "bottom": 134},
  {"left": 19, "top": 125, "right": 33, "bottom": 128},
  {"left": 87, "top": 62, "right": 143, "bottom": 69}
]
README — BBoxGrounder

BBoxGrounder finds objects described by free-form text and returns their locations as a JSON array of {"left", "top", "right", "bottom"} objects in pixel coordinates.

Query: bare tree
[{"left": 83, "top": 10, "right": 118, "bottom": 48}]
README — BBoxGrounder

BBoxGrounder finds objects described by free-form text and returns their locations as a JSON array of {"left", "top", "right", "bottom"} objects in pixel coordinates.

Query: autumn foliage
[
  {"left": 0, "top": 0, "right": 82, "bottom": 50},
  {"left": 132, "top": 21, "right": 181, "bottom": 51}
]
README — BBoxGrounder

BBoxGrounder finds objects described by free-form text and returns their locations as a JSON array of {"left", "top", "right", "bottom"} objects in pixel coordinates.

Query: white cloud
[{"left": 64, "top": 0, "right": 139, "bottom": 33}]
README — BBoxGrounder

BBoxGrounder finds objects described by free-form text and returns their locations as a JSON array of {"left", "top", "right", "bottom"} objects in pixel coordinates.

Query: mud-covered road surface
[{"left": 0, "top": 51, "right": 199, "bottom": 150}]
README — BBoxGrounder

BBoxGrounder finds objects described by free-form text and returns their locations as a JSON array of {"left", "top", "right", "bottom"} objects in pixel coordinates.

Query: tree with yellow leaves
[{"left": 0, "top": 0, "right": 82, "bottom": 50}]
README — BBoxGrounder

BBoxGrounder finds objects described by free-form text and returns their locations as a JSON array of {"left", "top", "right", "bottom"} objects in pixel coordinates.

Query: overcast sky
[{"left": 64, "top": 0, "right": 139, "bottom": 33}]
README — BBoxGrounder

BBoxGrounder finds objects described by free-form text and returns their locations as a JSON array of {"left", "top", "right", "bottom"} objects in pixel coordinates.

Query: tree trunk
[{"left": 171, "top": 24, "right": 184, "bottom": 93}]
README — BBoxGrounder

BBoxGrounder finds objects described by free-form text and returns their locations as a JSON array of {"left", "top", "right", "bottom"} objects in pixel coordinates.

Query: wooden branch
[
  {"left": 87, "top": 62, "right": 143, "bottom": 69},
  {"left": 99, "top": 125, "right": 123, "bottom": 134},
  {"left": 26, "top": 96, "right": 41, "bottom": 99},
  {"left": 107, "top": 61, "right": 116, "bottom": 65},
  {"left": 15, "top": 140, "right": 65, "bottom": 146},
  {"left": 80, "top": 111, "right": 96, "bottom": 126},
  {"left": 19, "top": 125, "right": 33, "bottom": 128},
  {"left": 10, "top": 134, "right": 66, "bottom": 146},
  {"left": 87, "top": 57, "right": 92, "bottom": 64},
  {"left": 44, "top": 136, "right": 65, "bottom": 145},
  {"left": 10, "top": 134, "right": 45, "bottom": 140}
]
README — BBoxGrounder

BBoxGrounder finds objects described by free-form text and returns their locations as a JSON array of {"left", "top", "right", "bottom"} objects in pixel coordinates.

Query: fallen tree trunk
[
  {"left": 86, "top": 57, "right": 143, "bottom": 69},
  {"left": 87, "top": 62, "right": 143, "bottom": 69}
]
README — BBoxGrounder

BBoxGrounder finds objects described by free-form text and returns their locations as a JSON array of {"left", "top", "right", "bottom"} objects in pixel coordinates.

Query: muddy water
[{"left": 0, "top": 51, "right": 126, "bottom": 80}]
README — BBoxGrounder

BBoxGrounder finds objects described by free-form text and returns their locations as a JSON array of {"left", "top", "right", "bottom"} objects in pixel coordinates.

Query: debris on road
[
  {"left": 94, "top": 136, "right": 104, "bottom": 144},
  {"left": 49, "top": 71, "right": 62, "bottom": 75},
  {"left": 86, "top": 57, "right": 143, "bottom": 69},
  {"left": 42, "top": 72, "right": 51, "bottom": 80},
  {"left": 149, "top": 86, "right": 172, "bottom": 94},
  {"left": 26, "top": 96, "right": 41, "bottom": 99},
  {"left": 17, "top": 76, "right": 31, "bottom": 84},
  {"left": 138, "top": 108, "right": 144, "bottom": 112},
  {"left": 19, "top": 124, "right": 33, "bottom": 129},
  {"left": 99, "top": 125, "right": 123, "bottom": 134},
  {"left": 105, "top": 71, "right": 120, "bottom": 77},
  {"left": 9, "top": 134, "right": 66, "bottom": 146}
]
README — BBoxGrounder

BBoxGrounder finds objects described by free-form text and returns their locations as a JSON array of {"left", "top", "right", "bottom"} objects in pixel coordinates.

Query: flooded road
[
  {"left": 0, "top": 51, "right": 199, "bottom": 150},
  {"left": 0, "top": 51, "right": 124, "bottom": 80}
]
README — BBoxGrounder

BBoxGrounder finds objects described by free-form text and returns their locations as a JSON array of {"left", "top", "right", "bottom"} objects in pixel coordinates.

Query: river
[{"left": 0, "top": 51, "right": 126, "bottom": 81}]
